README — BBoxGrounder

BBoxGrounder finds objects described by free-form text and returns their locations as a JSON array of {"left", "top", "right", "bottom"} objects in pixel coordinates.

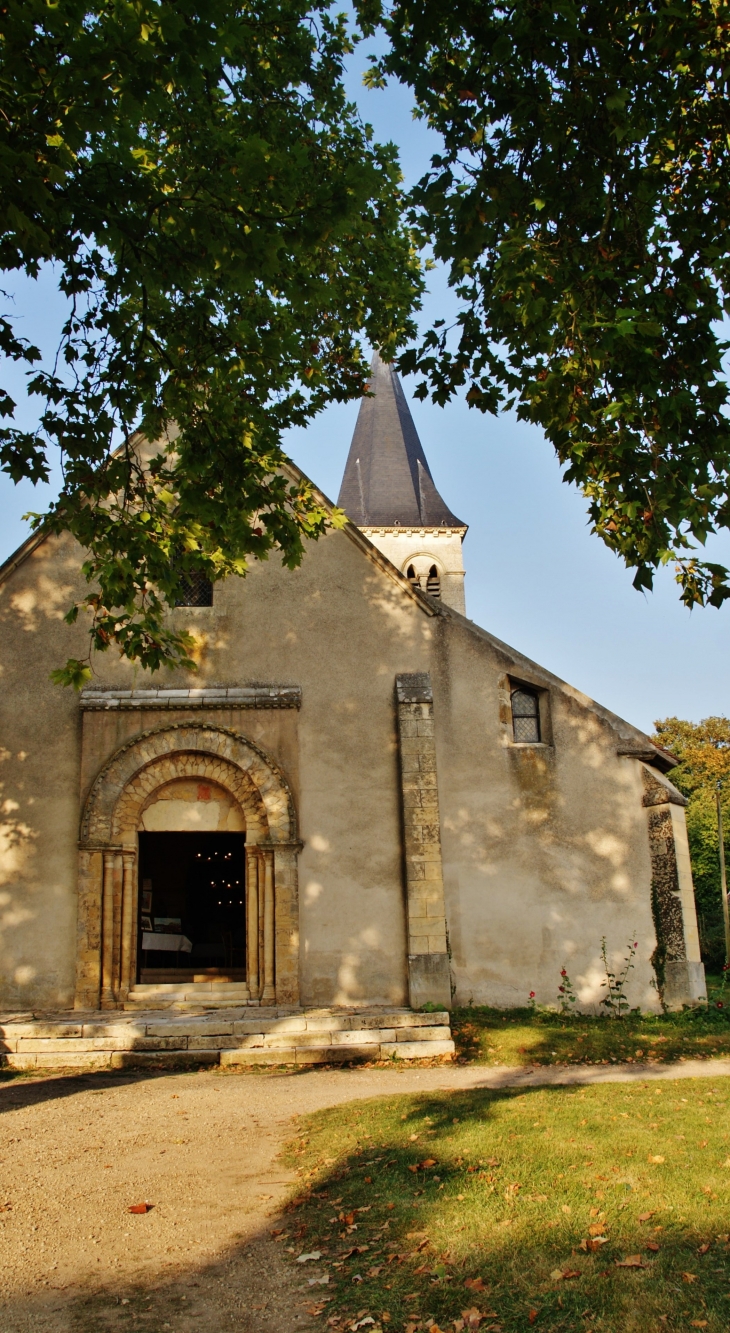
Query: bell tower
[{"left": 337, "top": 352, "right": 467, "bottom": 614}]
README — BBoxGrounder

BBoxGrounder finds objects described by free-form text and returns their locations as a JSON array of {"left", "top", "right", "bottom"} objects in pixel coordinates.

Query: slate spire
[{"left": 337, "top": 352, "right": 465, "bottom": 528}]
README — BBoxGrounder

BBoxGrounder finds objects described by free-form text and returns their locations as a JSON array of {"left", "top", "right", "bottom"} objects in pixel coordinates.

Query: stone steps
[
  {"left": 0, "top": 1006, "right": 454, "bottom": 1070},
  {"left": 125, "top": 981, "right": 255, "bottom": 1009}
]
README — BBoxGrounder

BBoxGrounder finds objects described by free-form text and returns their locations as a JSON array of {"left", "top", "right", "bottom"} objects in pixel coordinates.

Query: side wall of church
[{"left": 430, "top": 614, "right": 672, "bottom": 1011}]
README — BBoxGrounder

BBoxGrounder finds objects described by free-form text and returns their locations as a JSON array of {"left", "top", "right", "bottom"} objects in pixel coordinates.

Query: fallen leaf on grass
[
  {"left": 128, "top": 1203, "right": 153, "bottom": 1214},
  {"left": 528, "top": 1313, "right": 538, "bottom": 1326},
  {"left": 464, "top": 1277, "right": 486, "bottom": 1291},
  {"left": 691, "top": 1322, "right": 708, "bottom": 1328},
  {"left": 615, "top": 1256, "right": 645, "bottom": 1268},
  {"left": 550, "top": 1269, "right": 581, "bottom": 1281},
  {"left": 638, "top": 1212, "right": 655, "bottom": 1222},
  {"left": 308, "top": 1276, "right": 331, "bottom": 1287},
  {"left": 682, "top": 1272, "right": 698, "bottom": 1283},
  {"left": 367, "top": 1267, "right": 382, "bottom": 1278},
  {"left": 297, "top": 1251, "right": 322, "bottom": 1263},
  {"left": 421, "top": 1159, "right": 437, "bottom": 1169},
  {"left": 579, "top": 1237, "right": 608, "bottom": 1253},
  {"left": 460, "top": 1308, "right": 496, "bottom": 1329},
  {"left": 698, "top": 1243, "right": 711, "bottom": 1255},
  {"left": 649, "top": 1156, "right": 665, "bottom": 1164},
  {"left": 646, "top": 1242, "right": 660, "bottom": 1252},
  {"left": 589, "top": 1224, "right": 608, "bottom": 1236}
]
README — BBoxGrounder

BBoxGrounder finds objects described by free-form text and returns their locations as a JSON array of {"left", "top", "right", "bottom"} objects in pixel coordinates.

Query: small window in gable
[
  {"left": 426, "top": 564, "right": 441, "bottom": 598},
  {"left": 511, "top": 688, "right": 541, "bottom": 743},
  {"left": 175, "top": 569, "right": 214, "bottom": 607}
]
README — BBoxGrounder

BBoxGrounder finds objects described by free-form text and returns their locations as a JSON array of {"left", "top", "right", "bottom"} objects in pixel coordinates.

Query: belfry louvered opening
[
  {"left": 175, "top": 570, "right": 214, "bottom": 607},
  {"left": 426, "top": 565, "right": 441, "bottom": 598},
  {"left": 511, "top": 688, "right": 541, "bottom": 743}
]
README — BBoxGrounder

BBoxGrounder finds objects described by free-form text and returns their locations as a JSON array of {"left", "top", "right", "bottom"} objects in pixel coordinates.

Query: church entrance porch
[
  {"left": 75, "top": 722, "right": 301, "bottom": 1011},
  {"left": 138, "top": 832, "right": 247, "bottom": 984}
]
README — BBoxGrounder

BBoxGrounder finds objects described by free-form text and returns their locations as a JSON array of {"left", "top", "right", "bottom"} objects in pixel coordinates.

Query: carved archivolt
[
  {"left": 75, "top": 723, "right": 300, "bottom": 1010},
  {"left": 81, "top": 723, "right": 296, "bottom": 849}
]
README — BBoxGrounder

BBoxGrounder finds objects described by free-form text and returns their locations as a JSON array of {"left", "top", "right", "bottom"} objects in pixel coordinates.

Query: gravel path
[{"left": 2, "top": 1057, "right": 729, "bottom": 1332}]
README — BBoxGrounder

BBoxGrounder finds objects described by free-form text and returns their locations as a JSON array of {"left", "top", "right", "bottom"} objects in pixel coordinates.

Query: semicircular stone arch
[
  {"left": 75, "top": 723, "right": 300, "bottom": 1011},
  {"left": 81, "top": 723, "right": 296, "bottom": 849}
]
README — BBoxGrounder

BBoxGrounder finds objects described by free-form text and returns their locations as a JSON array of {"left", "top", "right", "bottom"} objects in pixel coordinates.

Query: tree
[
  {"left": 0, "top": 0, "right": 421, "bottom": 685},
  {"left": 361, "top": 0, "right": 730, "bottom": 610},
  {"left": 653, "top": 716, "right": 730, "bottom": 969}
]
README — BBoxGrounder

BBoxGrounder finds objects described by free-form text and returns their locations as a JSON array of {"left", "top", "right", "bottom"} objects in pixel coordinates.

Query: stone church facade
[{"left": 0, "top": 355, "right": 706, "bottom": 1016}]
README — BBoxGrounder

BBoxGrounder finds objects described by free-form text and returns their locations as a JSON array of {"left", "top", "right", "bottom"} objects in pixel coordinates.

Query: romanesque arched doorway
[{"left": 76, "top": 724, "right": 299, "bottom": 1010}]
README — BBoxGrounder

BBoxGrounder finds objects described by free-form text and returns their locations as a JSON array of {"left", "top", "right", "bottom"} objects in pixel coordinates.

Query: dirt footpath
[{"left": 2, "top": 1058, "right": 730, "bottom": 1333}]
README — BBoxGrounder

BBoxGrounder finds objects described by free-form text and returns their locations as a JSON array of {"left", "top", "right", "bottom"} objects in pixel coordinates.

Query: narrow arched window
[
  {"left": 426, "top": 564, "right": 441, "bottom": 598},
  {"left": 511, "top": 688, "right": 541, "bottom": 743},
  {"left": 406, "top": 564, "right": 421, "bottom": 589},
  {"left": 175, "top": 570, "right": 213, "bottom": 607}
]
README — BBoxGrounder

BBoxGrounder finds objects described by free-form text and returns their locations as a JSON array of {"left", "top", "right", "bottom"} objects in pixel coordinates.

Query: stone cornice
[
  {"left": 80, "top": 685, "right": 301, "bottom": 711},
  {"left": 359, "top": 525, "right": 468, "bottom": 537}
]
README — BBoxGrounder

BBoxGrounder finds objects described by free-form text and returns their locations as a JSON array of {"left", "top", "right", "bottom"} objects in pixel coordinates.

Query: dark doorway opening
[{"left": 137, "top": 832, "right": 246, "bottom": 983}]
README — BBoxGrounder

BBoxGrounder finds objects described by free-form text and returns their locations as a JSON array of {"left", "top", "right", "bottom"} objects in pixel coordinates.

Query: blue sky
[{"left": 1, "top": 28, "right": 728, "bottom": 735}]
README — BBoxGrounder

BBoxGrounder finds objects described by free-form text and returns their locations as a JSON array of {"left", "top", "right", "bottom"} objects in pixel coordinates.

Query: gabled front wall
[{"left": 0, "top": 521, "right": 702, "bottom": 1012}]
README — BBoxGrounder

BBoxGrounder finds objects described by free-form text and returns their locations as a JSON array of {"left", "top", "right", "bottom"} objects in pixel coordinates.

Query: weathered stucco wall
[
  {"left": 429, "top": 615, "right": 668, "bottom": 1011},
  {"left": 0, "top": 513, "right": 701, "bottom": 1013}
]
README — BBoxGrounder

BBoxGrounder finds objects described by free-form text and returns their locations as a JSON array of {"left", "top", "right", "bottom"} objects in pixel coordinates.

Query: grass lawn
[
  {"left": 449, "top": 978, "right": 730, "bottom": 1068},
  {"left": 281, "top": 1078, "right": 730, "bottom": 1333}
]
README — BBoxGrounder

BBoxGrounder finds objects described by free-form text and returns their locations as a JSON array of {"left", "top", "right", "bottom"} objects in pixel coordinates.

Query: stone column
[
  {"left": 75, "top": 849, "right": 104, "bottom": 1009},
  {"left": 100, "top": 850, "right": 118, "bottom": 1009},
  {"left": 395, "top": 673, "right": 451, "bottom": 1009},
  {"left": 643, "top": 766, "right": 707, "bottom": 1009},
  {"left": 271, "top": 845, "right": 301, "bottom": 1006},
  {"left": 246, "top": 847, "right": 260, "bottom": 999},
  {"left": 261, "top": 850, "right": 276, "bottom": 1003},
  {"left": 119, "top": 850, "right": 137, "bottom": 1001}
]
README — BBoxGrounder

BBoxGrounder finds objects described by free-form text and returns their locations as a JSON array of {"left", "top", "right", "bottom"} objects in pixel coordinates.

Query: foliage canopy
[
  {"left": 363, "top": 0, "right": 730, "bottom": 608},
  {"left": 0, "top": 0, "right": 421, "bottom": 685},
  {"left": 654, "top": 715, "right": 730, "bottom": 966}
]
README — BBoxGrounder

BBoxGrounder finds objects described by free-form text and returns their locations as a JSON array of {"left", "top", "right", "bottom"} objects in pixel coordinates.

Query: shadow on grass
[
  {"left": 451, "top": 1003, "right": 730, "bottom": 1068},
  {"left": 279, "top": 1081, "right": 730, "bottom": 1333}
]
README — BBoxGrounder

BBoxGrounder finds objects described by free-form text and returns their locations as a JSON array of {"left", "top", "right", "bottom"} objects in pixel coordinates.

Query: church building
[{"left": 0, "top": 354, "right": 706, "bottom": 1026}]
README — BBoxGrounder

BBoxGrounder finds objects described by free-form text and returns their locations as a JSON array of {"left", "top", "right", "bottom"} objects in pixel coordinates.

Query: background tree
[
  {"left": 0, "top": 0, "right": 421, "bottom": 685},
  {"left": 361, "top": 0, "right": 730, "bottom": 610},
  {"left": 653, "top": 716, "right": 730, "bottom": 969}
]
